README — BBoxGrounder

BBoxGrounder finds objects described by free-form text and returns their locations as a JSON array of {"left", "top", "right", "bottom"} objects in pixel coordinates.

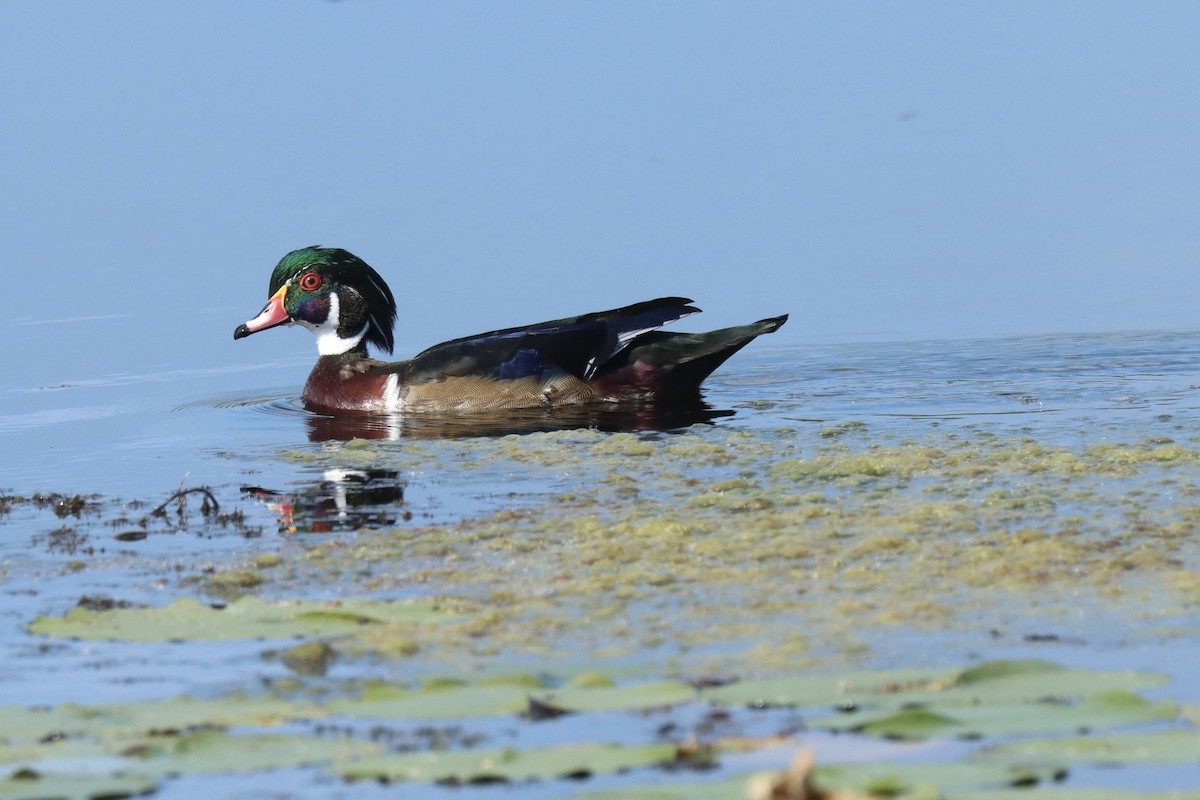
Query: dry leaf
[{"left": 746, "top": 749, "right": 877, "bottom": 800}]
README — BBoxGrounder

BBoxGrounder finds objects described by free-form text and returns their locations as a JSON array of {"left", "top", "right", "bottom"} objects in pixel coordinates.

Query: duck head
[{"left": 234, "top": 247, "right": 396, "bottom": 356}]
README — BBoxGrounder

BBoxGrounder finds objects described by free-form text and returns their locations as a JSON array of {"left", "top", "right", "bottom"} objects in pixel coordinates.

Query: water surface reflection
[
  {"left": 242, "top": 469, "right": 407, "bottom": 533},
  {"left": 302, "top": 400, "right": 734, "bottom": 442}
]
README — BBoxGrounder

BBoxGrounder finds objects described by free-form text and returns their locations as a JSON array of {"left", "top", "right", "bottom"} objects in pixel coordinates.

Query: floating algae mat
[
  {"left": 240, "top": 424, "right": 1200, "bottom": 674},
  {"left": 7, "top": 333, "right": 1200, "bottom": 797}
]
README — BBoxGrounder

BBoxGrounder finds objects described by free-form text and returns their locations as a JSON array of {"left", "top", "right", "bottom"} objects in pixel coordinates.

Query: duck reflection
[
  {"left": 242, "top": 469, "right": 406, "bottom": 533},
  {"left": 303, "top": 399, "right": 733, "bottom": 442}
]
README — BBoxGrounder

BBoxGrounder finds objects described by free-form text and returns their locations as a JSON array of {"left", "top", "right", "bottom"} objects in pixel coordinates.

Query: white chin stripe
[
  {"left": 302, "top": 293, "right": 366, "bottom": 356},
  {"left": 315, "top": 328, "right": 365, "bottom": 356}
]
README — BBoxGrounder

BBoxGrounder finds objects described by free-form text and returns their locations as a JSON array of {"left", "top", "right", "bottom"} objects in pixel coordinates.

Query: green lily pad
[
  {"left": 853, "top": 707, "right": 960, "bottom": 739},
  {"left": 941, "top": 660, "right": 1170, "bottom": 706},
  {"left": 976, "top": 728, "right": 1200, "bottom": 766},
  {"left": 812, "top": 690, "right": 1176, "bottom": 740},
  {"left": 29, "top": 596, "right": 454, "bottom": 642},
  {"left": 328, "top": 676, "right": 696, "bottom": 719},
  {"left": 0, "top": 739, "right": 109, "bottom": 767},
  {"left": 127, "top": 730, "right": 382, "bottom": 775},
  {"left": 575, "top": 757, "right": 1067, "bottom": 799},
  {"left": 812, "top": 760, "right": 1068, "bottom": 797},
  {"left": 0, "top": 695, "right": 322, "bottom": 744},
  {"left": 573, "top": 773, "right": 752, "bottom": 800},
  {"left": 327, "top": 682, "right": 531, "bottom": 719},
  {"left": 341, "top": 742, "right": 677, "bottom": 782},
  {"left": 0, "top": 770, "right": 157, "bottom": 800},
  {"left": 702, "top": 665, "right": 955, "bottom": 709},
  {"left": 0, "top": 732, "right": 382, "bottom": 786},
  {"left": 566, "top": 672, "right": 618, "bottom": 689},
  {"left": 955, "top": 659, "right": 1063, "bottom": 684},
  {"left": 476, "top": 673, "right": 548, "bottom": 690},
  {"left": 703, "top": 660, "right": 1167, "bottom": 713},
  {"left": 532, "top": 680, "right": 696, "bottom": 713}
]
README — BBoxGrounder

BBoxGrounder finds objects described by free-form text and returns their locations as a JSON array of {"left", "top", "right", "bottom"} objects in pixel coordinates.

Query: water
[{"left": 4, "top": 326, "right": 1200, "bottom": 796}]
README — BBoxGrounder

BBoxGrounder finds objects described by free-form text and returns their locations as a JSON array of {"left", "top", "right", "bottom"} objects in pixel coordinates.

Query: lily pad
[
  {"left": 340, "top": 742, "right": 678, "bottom": 782},
  {"left": 940, "top": 660, "right": 1170, "bottom": 705},
  {"left": 126, "top": 730, "right": 382, "bottom": 776},
  {"left": 852, "top": 707, "right": 960, "bottom": 739},
  {"left": 574, "top": 778, "right": 749, "bottom": 800},
  {"left": 532, "top": 680, "right": 696, "bottom": 713},
  {"left": 976, "top": 728, "right": 1200, "bottom": 766},
  {"left": 0, "top": 770, "right": 157, "bottom": 800},
  {"left": 0, "top": 732, "right": 382, "bottom": 787},
  {"left": 0, "top": 739, "right": 109, "bottom": 767},
  {"left": 0, "top": 695, "right": 321, "bottom": 744},
  {"left": 327, "top": 682, "right": 531, "bottom": 719},
  {"left": 703, "top": 660, "right": 1167, "bottom": 714},
  {"left": 702, "top": 665, "right": 957, "bottom": 708},
  {"left": 811, "top": 759, "right": 1068, "bottom": 798},
  {"left": 575, "top": 756, "right": 1068, "bottom": 799},
  {"left": 955, "top": 659, "right": 1062, "bottom": 684},
  {"left": 328, "top": 676, "right": 697, "bottom": 719},
  {"left": 28, "top": 596, "right": 455, "bottom": 642},
  {"left": 812, "top": 691, "right": 1176, "bottom": 740}
]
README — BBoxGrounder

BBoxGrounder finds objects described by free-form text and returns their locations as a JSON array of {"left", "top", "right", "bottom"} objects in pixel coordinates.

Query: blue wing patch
[{"left": 498, "top": 348, "right": 544, "bottom": 380}]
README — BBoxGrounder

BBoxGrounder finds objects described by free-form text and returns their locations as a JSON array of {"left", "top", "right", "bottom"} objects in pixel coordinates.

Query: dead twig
[{"left": 151, "top": 487, "right": 220, "bottom": 517}]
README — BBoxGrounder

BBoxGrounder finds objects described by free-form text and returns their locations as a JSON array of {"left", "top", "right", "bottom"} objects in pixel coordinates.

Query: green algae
[
  {"left": 257, "top": 426, "right": 1200, "bottom": 673},
  {"left": 206, "top": 568, "right": 263, "bottom": 593},
  {"left": 279, "top": 640, "right": 338, "bottom": 675}
]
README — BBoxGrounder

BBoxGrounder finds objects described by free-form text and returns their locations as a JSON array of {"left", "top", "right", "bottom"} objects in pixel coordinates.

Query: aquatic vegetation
[
  {"left": 29, "top": 595, "right": 457, "bottom": 642},
  {"left": 340, "top": 742, "right": 680, "bottom": 783},
  {"left": 0, "top": 659, "right": 1186, "bottom": 797},
  {"left": 193, "top": 425, "right": 1200, "bottom": 677},
  {"left": 8, "top": 393, "right": 1200, "bottom": 797}
]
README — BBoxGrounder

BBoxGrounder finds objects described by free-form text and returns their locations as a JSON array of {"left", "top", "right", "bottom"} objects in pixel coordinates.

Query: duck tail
[{"left": 597, "top": 314, "right": 788, "bottom": 400}]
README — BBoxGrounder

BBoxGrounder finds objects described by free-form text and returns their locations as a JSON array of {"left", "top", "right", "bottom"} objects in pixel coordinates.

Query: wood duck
[{"left": 234, "top": 247, "right": 787, "bottom": 415}]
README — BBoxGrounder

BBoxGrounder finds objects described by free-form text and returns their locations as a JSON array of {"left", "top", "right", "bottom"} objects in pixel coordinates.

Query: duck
[{"left": 234, "top": 246, "right": 787, "bottom": 415}]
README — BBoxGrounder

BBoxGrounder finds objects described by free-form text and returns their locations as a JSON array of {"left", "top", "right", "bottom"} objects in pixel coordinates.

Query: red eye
[{"left": 298, "top": 272, "right": 322, "bottom": 292}]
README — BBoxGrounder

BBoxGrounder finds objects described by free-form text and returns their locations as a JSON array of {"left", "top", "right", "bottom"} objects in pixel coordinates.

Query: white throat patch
[{"left": 298, "top": 292, "right": 368, "bottom": 356}]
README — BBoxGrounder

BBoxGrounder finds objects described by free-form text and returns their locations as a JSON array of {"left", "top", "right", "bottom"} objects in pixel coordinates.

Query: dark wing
[{"left": 403, "top": 297, "right": 700, "bottom": 386}]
